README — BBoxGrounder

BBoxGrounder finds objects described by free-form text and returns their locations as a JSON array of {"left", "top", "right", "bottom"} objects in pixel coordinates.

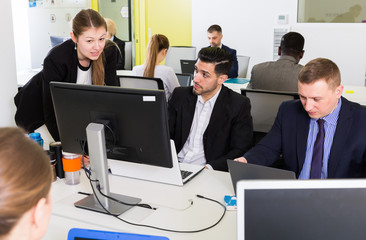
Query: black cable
[
  {"left": 96, "top": 183, "right": 155, "bottom": 210},
  {"left": 81, "top": 140, "right": 154, "bottom": 210},
  {"left": 109, "top": 192, "right": 226, "bottom": 233},
  {"left": 80, "top": 138, "right": 227, "bottom": 233}
]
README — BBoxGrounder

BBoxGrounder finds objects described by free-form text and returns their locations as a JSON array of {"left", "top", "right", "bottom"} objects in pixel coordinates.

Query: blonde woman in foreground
[{"left": 0, "top": 127, "right": 52, "bottom": 240}]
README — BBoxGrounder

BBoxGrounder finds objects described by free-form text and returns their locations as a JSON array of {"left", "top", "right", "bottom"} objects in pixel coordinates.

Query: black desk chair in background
[
  {"left": 118, "top": 75, "right": 164, "bottom": 90},
  {"left": 241, "top": 88, "right": 299, "bottom": 145},
  {"left": 175, "top": 73, "right": 192, "bottom": 87}
]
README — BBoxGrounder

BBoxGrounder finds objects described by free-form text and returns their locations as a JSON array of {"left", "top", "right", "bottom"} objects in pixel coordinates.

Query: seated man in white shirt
[{"left": 168, "top": 47, "right": 253, "bottom": 171}]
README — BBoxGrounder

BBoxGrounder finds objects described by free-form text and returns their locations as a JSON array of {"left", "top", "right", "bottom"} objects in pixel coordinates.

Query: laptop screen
[
  {"left": 68, "top": 228, "right": 169, "bottom": 240},
  {"left": 227, "top": 160, "right": 295, "bottom": 194},
  {"left": 237, "top": 179, "right": 366, "bottom": 240},
  {"left": 180, "top": 59, "right": 196, "bottom": 75}
]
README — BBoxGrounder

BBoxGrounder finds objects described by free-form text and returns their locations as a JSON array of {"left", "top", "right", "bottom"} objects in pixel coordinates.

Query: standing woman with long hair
[
  {"left": 40, "top": 9, "right": 119, "bottom": 141},
  {"left": 0, "top": 127, "right": 52, "bottom": 240},
  {"left": 132, "top": 34, "right": 180, "bottom": 101}
]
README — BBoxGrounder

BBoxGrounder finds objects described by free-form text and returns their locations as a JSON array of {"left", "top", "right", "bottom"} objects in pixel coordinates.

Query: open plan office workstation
[
  {"left": 44, "top": 82, "right": 234, "bottom": 239},
  {"left": 41, "top": 77, "right": 366, "bottom": 240}
]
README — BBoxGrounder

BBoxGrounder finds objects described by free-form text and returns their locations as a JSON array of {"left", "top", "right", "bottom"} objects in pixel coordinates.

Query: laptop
[
  {"left": 68, "top": 228, "right": 169, "bottom": 240},
  {"left": 109, "top": 140, "right": 204, "bottom": 186},
  {"left": 236, "top": 179, "right": 366, "bottom": 240},
  {"left": 180, "top": 59, "right": 196, "bottom": 75},
  {"left": 227, "top": 160, "right": 296, "bottom": 194}
]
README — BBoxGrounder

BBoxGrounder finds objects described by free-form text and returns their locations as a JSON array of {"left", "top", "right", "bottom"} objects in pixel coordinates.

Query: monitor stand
[{"left": 74, "top": 123, "right": 141, "bottom": 215}]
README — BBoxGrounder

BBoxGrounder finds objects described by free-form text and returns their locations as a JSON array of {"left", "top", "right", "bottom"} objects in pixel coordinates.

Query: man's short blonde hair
[
  {"left": 105, "top": 18, "right": 117, "bottom": 36},
  {"left": 298, "top": 58, "right": 341, "bottom": 89}
]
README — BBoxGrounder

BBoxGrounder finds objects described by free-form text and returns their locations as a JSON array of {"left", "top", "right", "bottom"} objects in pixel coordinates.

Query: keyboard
[{"left": 181, "top": 170, "right": 193, "bottom": 180}]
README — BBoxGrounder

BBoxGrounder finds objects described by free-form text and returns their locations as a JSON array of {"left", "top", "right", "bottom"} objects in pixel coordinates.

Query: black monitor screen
[
  {"left": 243, "top": 188, "right": 366, "bottom": 240},
  {"left": 50, "top": 82, "right": 172, "bottom": 168}
]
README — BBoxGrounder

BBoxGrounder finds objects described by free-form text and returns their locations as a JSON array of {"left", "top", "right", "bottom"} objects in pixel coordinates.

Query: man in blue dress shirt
[
  {"left": 235, "top": 58, "right": 366, "bottom": 178},
  {"left": 207, "top": 24, "right": 238, "bottom": 78}
]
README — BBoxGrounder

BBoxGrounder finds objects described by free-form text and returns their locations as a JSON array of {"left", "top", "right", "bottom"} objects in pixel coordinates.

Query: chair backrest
[
  {"left": 176, "top": 73, "right": 193, "bottom": 87},
  {"left": 165, "top": 46, "right": 196, "bottom": 73},
  {"left": 124, "top": 41, "right": 132, "bottom": 70},
  {"left": 241, "top": 88, "right": 299, "bottom": 133},
  {"left": 237, "top": 55, "right": 250, "bottom": 78},
  {"left": 118, "top": 75, "right": 164, "bottom": 90},
  {"left": 50, "top": 36, "right": 70, "bottom": 48}
]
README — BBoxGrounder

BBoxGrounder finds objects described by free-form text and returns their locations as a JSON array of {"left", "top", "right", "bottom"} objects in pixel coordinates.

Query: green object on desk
[{"left": 225, "top": 78, "right": 249, "bottom": 84}]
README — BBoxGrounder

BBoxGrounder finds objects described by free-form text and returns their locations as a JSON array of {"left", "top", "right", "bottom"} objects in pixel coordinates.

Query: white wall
[
  {"left": 192, "top": 0, "right": 366, "bottom": 86},
  {"left": 12, "top": 0, "right": 31, "bottom": 72},
  {"left": 0, "top": 1, "right": 18, "bottom": 126}
]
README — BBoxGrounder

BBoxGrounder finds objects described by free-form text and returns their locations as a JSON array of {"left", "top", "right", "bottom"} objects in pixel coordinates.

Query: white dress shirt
[{"left": 177, "top": 87, "right": 222, "bottom": 167}]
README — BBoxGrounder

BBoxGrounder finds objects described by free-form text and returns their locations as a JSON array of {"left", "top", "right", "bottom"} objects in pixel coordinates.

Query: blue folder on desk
[
  {"left": 68, "top": 228, "right": 169, "bottom": 240},
  {"left": 225, "top": 78, "right": 249, "bottom": 84}
]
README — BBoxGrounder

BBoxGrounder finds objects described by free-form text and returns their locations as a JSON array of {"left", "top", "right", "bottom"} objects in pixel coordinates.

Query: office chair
[
  {"left": 175, "top": 73, "right": 193, "bottom": 87},
  {"left": 165, "top": 46, "right": 196, "bottom": 73},
  {"left": 241, "top": 88, "right": 299, "bottom": 169},
  {"left": 118, "top": 75, "right": 164, "bottom": 90},
  {"left": 50, "top": 36, "right": 70, "bottom": 48},
  {"left": 237, "top": 55, "right": 250, "bottom": 78},
  {"left": 241, "top": 88, "right": 299, "bottom": 144}
]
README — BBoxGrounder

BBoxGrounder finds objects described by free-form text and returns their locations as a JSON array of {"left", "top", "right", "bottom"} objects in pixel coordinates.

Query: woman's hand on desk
[{"left": 234, "top": 157, "right": 248, "bottom": 163}]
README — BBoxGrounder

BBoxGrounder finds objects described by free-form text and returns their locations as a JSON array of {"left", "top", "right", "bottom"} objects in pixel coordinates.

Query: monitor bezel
[{"left": 50, "top": 82, "right": 173, "bottom": 169}]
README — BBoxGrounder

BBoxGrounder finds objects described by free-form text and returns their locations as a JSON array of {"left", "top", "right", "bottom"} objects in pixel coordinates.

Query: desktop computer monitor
[
  {"left": 50, "top": 82, "right": 172, "bottom": 168},
  {"left": 51, "top": 82, "right": 203, "bottom": 188},
  {"left": 237, "top": 179, "right": 366, "bottom": 240},
  {"left": 50, "top": 82, "right": 178, "bottom": 214}
]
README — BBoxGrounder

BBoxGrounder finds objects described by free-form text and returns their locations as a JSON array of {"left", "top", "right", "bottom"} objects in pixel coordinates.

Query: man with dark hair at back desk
[
  {"left": 248, "top": 31, "right": 305, "bottom": 92},
  {"left": 169, "top": 47, "right": 253, "bottom": 171},
  {"left": 235, "top": 58, "right": 366, "bottom": 178},
  {"left": 207, "top": 24, "right": 238, "bottom": 78}
]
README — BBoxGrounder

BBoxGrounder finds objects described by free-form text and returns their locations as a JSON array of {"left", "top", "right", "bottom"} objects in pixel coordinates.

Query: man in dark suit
[
  {"left": 207, "top": 24, "right": 238, "bottom": 78},
  {"left": 106, "top": 18, "right": 125, "bottom": 70},
  {"left": 236, "top": 58, "right": 366, "bottom": 178},
  {"left": 168, "top": 47, "right": 253, "bottom": 171}
]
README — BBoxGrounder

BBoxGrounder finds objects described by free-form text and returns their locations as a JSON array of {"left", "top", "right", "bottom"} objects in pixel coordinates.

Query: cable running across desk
[{"left": 81, "top": 153, "right": 227, "bottom": 233}]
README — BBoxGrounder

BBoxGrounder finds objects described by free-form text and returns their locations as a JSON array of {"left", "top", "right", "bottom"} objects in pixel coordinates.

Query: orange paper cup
[{"left": 62, "top": 155, "right": 81, "bottom": 172}]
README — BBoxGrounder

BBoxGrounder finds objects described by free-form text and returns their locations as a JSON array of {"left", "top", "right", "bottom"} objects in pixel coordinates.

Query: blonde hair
[
  {"left": 105, "top": 18, "right": 117, "bottom": 36},
  {"left": 143, "top": 34, "right": 169, "bottom": 78},
  {"left": 299, "top": 58, "right": 341, "bottom": 89},
  {"left": 0, "top": 128, "right": 52, "bottom": 236},
  {"left": 72, "top": 9, "right": 107, "bottom": 85}
]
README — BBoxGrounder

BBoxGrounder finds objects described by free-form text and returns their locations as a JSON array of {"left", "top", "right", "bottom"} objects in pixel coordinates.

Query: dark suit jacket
[
  {"left": 113, "top": 36, "right": 125, "bottom": 70},
  {"left": 168, "top": 85, "right": 253, "bottom": 171},
  {"left": 244, "top": 97, "right": 366, "bottom": 178},
  {"left": 222, "top": 44, "right": 238, "bottom": 78}
]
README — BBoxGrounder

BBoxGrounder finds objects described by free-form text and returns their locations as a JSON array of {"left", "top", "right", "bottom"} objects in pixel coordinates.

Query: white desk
[
  {"left": 343, "top": 85, "right": 366, "bottom": 106},
  {"left": 43, "top": 169, "right": 236, "bottom": 240},
  {"left": 224, "top": 78, "right": 249, "bottom": 94}
]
